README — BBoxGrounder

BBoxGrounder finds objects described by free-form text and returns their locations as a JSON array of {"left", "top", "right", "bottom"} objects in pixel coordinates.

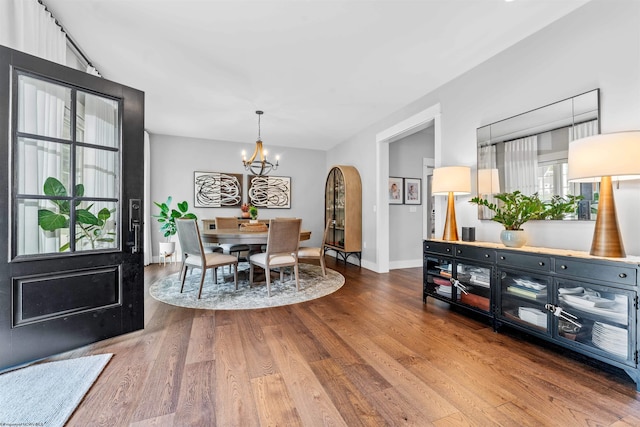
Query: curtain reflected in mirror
[{"left": 477, "top": 89, "right": 600, "bottom": 221}]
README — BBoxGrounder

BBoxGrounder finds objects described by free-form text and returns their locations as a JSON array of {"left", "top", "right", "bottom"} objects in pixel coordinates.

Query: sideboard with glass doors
[{"left": 424, "top": 239, "right": 640, "bottom": 390}]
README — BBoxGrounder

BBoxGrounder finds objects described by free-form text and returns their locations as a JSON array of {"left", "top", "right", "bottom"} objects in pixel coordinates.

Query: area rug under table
[{"left": 150, "top": 263, "right": 345, "bottom": 310}]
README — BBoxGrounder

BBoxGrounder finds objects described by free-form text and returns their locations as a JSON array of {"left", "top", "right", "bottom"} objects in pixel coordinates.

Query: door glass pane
[
  {"left": 557, "top": 280, "right": 631, "bottom": 362},
  {"left": 74, "top": 201, "right": 118, "bottom": 251},
  {"left": 76, "top": 91, "right": 119, "bottom": 148},
  {"left": 75, "top": 146, "right": 118, "bottom": 198},
  {"left": 500, "top": 270, "right": 549, "bottom": 332},
  {"left": 16, "top": 137, "right": 70, "bottom": 195},
  {"left": 424, "top": 256, "right": 455, "bottom": 301},
  {"left": 18, "top": 75, "right": 71, "bottom": 139},
  {"left": 16, "top": 199, "right": 71, "bottom": 255},
  {"left": 457, "top": 262, "right": 491, "bottom": 312}
]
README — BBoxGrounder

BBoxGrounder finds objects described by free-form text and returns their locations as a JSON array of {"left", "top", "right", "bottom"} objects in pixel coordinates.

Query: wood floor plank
[
  {"left": 185, "top": 313, "right": 216, "bottom": 365},
  {"left": 310, "top": 357, "right": 389, "bottom": 426},
  {"left": 251, "top": 373, "right": 304, "bottom": 426},
  {"left": 173, "top": 360, "right": 216, "bottom": 426},
  {"left": 214, "top": 323, "right": 261, "bottom": 426},
  {"left": 262, "top": 324, "right": 349, "bottom": 426},
  {"left": 50, "top": 258, "right": 640, "bottom": 426}
]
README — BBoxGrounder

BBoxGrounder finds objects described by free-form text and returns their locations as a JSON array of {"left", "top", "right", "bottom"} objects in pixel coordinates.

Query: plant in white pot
[
  {"left": 153, "top": 197, "right": 198, "bottom": 260},
  {"left": 469, "top": 191, "right": 545, "bottom": 248}
]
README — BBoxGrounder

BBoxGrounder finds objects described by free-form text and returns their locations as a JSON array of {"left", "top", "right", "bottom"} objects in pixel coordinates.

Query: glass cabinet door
[
  {"left": 424, "top": 255, "right": 456, "bottom": 302},
  {"left": 325, "top": 168, "right": 345, "bottom": 248},
  {"left": 554, "top": 279, "right": 635, "bottom": 365},
  {"left": 455, "top": 262, "right": 491, "bottom": 313},
  {"left": 499, "top": 269, "right": 550, "bottom": 333}
]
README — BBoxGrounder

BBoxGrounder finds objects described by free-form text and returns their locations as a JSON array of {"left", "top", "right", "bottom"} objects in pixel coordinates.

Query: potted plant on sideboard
[
  {"left": 469, "top": 191, "right": 545, "bottom": 248},
  {"left": 153, "top": 196, "right": 197, "bottom": 259}
]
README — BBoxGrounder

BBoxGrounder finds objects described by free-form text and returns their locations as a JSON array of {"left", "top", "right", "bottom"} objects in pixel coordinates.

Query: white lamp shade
[
  {"left": 568, "top": 131, "right": 640, "bottom": 182},
  {"left": 477, "top": 168, "right": 500, "bottom": 194},
  {"left": 432, "top": 166, "right": 471, "bottom": 195}
]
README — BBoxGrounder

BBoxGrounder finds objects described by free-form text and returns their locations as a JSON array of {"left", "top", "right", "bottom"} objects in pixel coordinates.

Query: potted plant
[
  {"left": 469, "top": 191, "right": 545, "bottom": 248},
  {"left": 153, "top": 196, "right": 198, "bottom": 257},
  {"left": 240, "top": 203, "right": 250, "bottom": 218},
  {"left": 248, "top": 205, "right": 258, "bottom": 222},
  {"left": 38, "top": 177, "right": 115, "bottom": 251},
  {"left": 540, "top": 194, "right": 584, "bottom": 220}
]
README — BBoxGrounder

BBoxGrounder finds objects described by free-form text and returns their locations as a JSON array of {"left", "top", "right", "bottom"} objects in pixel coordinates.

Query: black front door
[{"left": 0, "top": 45, "right": 145, "bottom": 370}]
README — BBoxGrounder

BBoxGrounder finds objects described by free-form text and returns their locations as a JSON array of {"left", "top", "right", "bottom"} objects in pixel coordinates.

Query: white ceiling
[{"left": 45, "top": 0, "right": 590, "bottom": 151}]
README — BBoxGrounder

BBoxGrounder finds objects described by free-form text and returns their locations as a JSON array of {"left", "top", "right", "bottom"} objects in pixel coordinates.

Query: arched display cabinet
[{"left": 324, "top": 165, "right": 362, "bottom": 265}]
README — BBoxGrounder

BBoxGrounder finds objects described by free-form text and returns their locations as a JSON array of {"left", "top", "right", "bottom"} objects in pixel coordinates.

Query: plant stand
[{"left": 159, "top": 242, "right": 176, "bottom": 266}]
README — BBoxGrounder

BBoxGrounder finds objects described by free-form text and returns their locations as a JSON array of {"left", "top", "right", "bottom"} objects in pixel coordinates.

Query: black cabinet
[
  {"left": 424, "top": 239, "right": 640, "bottom": 390},
  {"left": 423, "top": 241, "right": 493, "bottom": 316}
]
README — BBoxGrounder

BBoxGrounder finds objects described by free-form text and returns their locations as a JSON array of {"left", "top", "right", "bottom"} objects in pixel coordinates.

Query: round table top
[{"left": 202, "top": 228, "right": 311, "bottom": 245}]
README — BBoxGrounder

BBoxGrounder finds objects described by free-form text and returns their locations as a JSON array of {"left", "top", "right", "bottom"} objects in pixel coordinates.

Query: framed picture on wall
[
  {"left": 194, "top": 171, "right": 243, "bottom": 207},
  {"left": 404, "top": 178, "right": 421, "bottom": 205},
  {"left": 248, "top": 175, "right": 291, "bottom": 208},
  {"left": 388, "top": 177, "right": 403, "bottom": 204}
]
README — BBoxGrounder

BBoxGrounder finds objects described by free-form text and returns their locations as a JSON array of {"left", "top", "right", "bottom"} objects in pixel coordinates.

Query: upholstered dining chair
[
  {"left": 176, "top": 219, "right": 239, "bottom": 299},
  {"left": 249, "top": 218, "right": 302, "bottom": 297},
  {"left": 215, "top": 217, "right": 251, "bottom": 271},
  {"left": 298, "top": 218, "right": 331, "bottom": 276}
]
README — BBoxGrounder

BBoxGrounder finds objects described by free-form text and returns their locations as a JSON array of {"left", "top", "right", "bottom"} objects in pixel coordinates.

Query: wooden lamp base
[
  {"left": 590, "top": 176, "right": 625, "bottom": 258},
  {"left": 442, "top": 192, "right": 459, "bottom": 241}
]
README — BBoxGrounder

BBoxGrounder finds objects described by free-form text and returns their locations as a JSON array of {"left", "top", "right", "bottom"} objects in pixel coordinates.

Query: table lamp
[
  {"left": 432, "top": 166, "right": 471, "bottom": 241},
  {"left": 568, "top": 131, "right": 640, "bottom": 257}
]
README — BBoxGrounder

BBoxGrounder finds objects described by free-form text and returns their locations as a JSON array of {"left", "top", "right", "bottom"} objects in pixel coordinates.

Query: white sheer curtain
[
  {"left": 477, "top": 144, "right": 498, "bottom": 218},
  {"left": 0, "top": 0, "right": 66, "bottom": 64},
  {"left": 504, "top": 135, "right": 538, "bottom": 195},
  {"left": 17, "top": 77, "right": 68, "bottom": 254},
  {"left": 569, "top": 120, "right": 598, "bottom": 141}
]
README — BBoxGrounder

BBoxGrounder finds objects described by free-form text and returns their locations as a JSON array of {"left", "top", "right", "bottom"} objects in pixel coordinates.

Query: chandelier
[{"left": 242, "top": 110, "right": 279, "bottom": 176}]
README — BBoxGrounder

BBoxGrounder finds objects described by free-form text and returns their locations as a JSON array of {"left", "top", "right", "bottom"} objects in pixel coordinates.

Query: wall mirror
[{"left": 476, "top": 89, "right": 600, "bottom": 221}]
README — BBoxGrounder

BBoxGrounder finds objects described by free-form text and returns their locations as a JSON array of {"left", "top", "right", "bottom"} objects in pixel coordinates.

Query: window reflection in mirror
[{"left": 477, "top": 89, "right": 600, "bottom": 221}]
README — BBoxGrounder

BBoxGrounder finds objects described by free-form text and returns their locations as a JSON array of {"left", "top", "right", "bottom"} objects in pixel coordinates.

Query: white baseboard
[{"left": 389, "top": 259, "right": 422, "bottom": 270}]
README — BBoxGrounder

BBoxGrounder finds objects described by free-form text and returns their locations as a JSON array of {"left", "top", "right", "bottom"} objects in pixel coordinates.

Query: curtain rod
[{"left": 37, "top": 0, "right": 100, "bottom": 75}]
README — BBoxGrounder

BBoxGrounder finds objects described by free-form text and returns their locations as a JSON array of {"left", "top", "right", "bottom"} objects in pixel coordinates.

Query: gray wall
[
  {"left": 389, "top": 127, "right": 433, "bottom": 265},
  {"left": 328, "top": 0, "right": 640, "bottom": 266},
  {"left": 149, "top": 133, "right": 326, "bottom": 260}
]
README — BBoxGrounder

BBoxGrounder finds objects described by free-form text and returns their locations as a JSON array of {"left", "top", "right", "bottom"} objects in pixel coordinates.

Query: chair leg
[
  {"left": 266, "top": 267, "right": 272, "bottom": 297},
  {"left": 320, "top": 254, "right": 327, "bottom": 277},
  {"left": 197, "top": 268, "right": 207, "bottom": 299},
  {"left": 180, "top": 264, "right": 188, "bottom": 293},
  {"left": 233, "top": 263, "right": 238, "bottom": 290},
  {"left": 293, "top": 263, "right": 300, "bottom": 291}
]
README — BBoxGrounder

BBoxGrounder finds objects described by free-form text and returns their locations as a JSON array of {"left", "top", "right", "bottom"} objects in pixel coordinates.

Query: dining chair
[
  {"left": 215, "top": 217, "right": 251, "bottom": 271},
  {"left": 298, "top": 218, "right": 331, "bottom": 276},
  {"left": 176, "top": 219, "right": 238, "bottom": 299},
  {"left": 249, "top": 218, "right": 302, "bottom": 297}
]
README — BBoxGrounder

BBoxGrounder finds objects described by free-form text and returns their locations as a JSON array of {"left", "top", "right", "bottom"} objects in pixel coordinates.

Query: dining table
[{"left": 201, "top": 228, "right": 311, "bottom": 245}]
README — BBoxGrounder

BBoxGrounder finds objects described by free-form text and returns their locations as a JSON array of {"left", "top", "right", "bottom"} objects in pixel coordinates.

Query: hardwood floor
[{"left": 59, "top": 257, "right": 640, "bottom": 426}]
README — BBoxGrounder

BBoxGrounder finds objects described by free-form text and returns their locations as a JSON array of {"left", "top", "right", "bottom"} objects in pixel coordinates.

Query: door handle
[
  {"left": 129, "top": 199, "right": 142, "bottom": 254},
  {"left": 132, "top": 223, "right": 140, "bottom": 254}
]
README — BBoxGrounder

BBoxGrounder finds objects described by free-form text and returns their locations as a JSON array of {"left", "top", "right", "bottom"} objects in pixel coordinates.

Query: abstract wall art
[
  {"left": 194, "top": 171, "right": 243, "bottom": 207},
  {"left": 248, "top": 175, "right": 291, "bottom": 209}
]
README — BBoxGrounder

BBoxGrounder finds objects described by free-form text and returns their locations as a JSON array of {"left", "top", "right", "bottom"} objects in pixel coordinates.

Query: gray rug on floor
[
  {"left": 149, "top": 263, "right": 345, "bottom": 310},
  {"left": 0, "top": 353, "right": 112, "bottom": 427}
]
